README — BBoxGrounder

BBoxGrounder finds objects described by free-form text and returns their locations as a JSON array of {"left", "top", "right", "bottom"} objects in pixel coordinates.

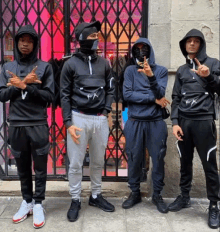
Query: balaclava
[
  {"left": 133, "top": 44, "right": 150, "bottom": 62},
  {"left": 79, "top": 26, "right": 99, "bottom": 53}
]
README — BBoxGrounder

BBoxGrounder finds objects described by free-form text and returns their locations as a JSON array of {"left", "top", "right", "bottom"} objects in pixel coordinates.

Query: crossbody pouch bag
[{"left": 189, "top": 70, "right": 219, "bottom": 120}]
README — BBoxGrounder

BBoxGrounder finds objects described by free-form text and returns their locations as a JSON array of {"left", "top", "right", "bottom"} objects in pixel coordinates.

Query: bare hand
[
  {"left": 173, "top": 125, "right": 184, "bottom": 141},
  {"left": 155, "top": 97, "right": 170, "bottom": 108},
  {"left": 68, "top": 125, "right": 82, "bottom": 144},
  {"left": 6, "top": 71, "right": 26, "bottom": 89},
  {"left": 23, "top": 66, "right": 41, "bottom": 84},
  {"left": 138, "top": 56, "right": 154, "bottom": 77},
  {"left": 191, "top": 58, "right": 210, "bottom": 78}
]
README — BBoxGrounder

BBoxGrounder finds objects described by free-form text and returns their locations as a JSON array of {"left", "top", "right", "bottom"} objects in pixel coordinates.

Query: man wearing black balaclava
[
  {"left": 122, "top": 38, "right": 170, "bottom": 213},
  {"left": 170, "top": 29, "right": 220, "bottom": 229},
  {"left": 60, "top": 21, "right": 115, "bottom": 222},
  {"left": 0, "top": 25, "right": 54, "bottom": 229}
]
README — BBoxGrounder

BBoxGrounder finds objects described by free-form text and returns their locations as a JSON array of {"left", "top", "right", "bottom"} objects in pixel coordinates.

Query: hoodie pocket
[
  {"left": 180, "top": 92, "right": 212, "bottom": 113},
  {"left": 74, "top": 86, "right": 105, "bottom": 109},
  {"left": 10, "top": 147, "right": 22, "bottom": 158}
]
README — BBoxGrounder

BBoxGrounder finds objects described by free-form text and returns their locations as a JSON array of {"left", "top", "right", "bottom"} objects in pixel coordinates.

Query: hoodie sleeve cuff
[
  {"left": 24, "top": 85, "right": 35, "bottom": 94},
  {"left": 102, "top": 109, "right": 108, "bottom": 116},
  {"left": 65, "top": 121, "right": 73, "bottom": 129},
  {"left": 205, "top": 74, "right": 215, "bottom": 82},
  {"left": 148, "top": 75, "right": 156, "bottom": 82},
  {"left": 172, "top": 119, "right": 179, "bottom": 126}
]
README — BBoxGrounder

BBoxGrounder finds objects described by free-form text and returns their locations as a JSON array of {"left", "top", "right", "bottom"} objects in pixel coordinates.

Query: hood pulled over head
[
  {"left": 179, "top": 29, "right": 207, "bottom": 62},
  {"left": 131, "top": 37, "right": 156, "bottom": 67},
  {"left": 15, "top": 25, "right": 39, "bottom": 65}
]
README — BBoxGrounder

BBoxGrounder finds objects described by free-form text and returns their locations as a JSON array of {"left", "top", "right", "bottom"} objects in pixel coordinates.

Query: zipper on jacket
[{"left": 88, "top": 56, "right": 93, "bottom": 75}]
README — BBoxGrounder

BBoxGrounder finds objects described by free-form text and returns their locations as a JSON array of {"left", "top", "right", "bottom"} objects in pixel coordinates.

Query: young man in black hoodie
[
  {"left": 170, "top": 29, "right": 220, "bottom": 229},
  {"left": 60, "top": 21, "right": 115, "bottom": 222},
  {"left": 0, "top": 25, "right": 54, "bottom": 228}
]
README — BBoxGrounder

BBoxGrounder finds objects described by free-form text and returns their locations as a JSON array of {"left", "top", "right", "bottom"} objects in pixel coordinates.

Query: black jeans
[
  {"left": 177, "top": 118, "right": 220, "bottom": 201},
  {"left": 9, "top": 125, "right": 50, "bottom": 202}
]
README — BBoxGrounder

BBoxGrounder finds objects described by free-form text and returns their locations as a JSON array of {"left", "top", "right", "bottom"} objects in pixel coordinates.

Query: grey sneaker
[
  {"left": 33, "top": 204, "right": 45, "bottom": 228},
  {"left": 13, "top": 200, "right": 34, "bottom": 223}
]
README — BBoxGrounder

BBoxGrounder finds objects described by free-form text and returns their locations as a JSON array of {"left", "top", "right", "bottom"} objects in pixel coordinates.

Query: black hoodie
[
  {"left": 0, "top": 25, "right": 54, "bottom": 126},
  {"left": 171, "top": 29, "right": 220, "bottom": 125},
  {"left": 60, "top": 42, "right": 114, "bottom": 129}
]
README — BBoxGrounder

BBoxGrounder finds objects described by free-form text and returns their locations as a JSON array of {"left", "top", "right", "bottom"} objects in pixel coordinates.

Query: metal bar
[
  {"left": 115, "top": 0, "right": 120, "bottom": 178},
  {"left": 3, "top": 103, "right": 8, "bottom": 176},
  {"left": 142, "top": 0, "right": 148, "bottom": 38},
  {"left": 25, "top": 0, "right": 28, "bottom": 25},
  {"left": 0, "top": 0, "right": 4, "bottom": 62},
  {"left": 0, "top": 175, "right": 128, "bottom": 182},
  {"left": 64, "top": 0, "right": 70, "bottom": 56}
]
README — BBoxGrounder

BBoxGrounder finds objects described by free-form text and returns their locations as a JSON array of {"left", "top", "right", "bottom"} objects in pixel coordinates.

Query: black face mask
[
  {"left": 79, "top": 39, "right": 99, "bottom": 54},
  {"left": 133, "top": 45, "right": 150, "bottom": 62}
]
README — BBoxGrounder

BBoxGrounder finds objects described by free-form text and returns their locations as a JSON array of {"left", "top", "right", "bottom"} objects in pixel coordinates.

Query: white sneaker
[
  {"left": 13, "top": 200, "right": 34, "bottom": 223},
  {"left": 33, "top": 204, "right": 45, "bottom": 228}
]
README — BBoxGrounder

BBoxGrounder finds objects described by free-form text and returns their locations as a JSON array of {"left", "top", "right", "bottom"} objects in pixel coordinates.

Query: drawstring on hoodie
[
  {"left": 189, "top": 57, "right": 196, "bottom": 70},
  {"left": 88, "top": 56, "right": 93, "bottom": 75}
]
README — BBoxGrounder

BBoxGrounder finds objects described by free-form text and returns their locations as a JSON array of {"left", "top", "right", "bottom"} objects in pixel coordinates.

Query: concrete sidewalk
[{"left": 0, "top": 196, "right": 219, "bottom": 232}]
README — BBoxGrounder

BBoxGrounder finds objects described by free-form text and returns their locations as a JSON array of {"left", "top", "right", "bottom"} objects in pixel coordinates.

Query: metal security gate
[{"left": 0, "top": 0, "right": 148, "bottom": 180}]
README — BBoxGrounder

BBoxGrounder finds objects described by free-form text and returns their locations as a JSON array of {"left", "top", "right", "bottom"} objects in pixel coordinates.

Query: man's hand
[
  {"left": 6, "top": 71, "right": 27, "bottom": 89},
  {"left": 67, "top": 125, "right": 82, "bottom": 144},
  {"left": 173, "top": 125, "right": 184, "bottom": 141},
  {"left": 138, "top": 56, "right": 154, "bottom": 77},
  {"left": 192, "top": 58, "right": 210, "bottom": 78},
  {"left": 23, "top": 66, "right": 42, "bottom": 84},
  {"left": 155, "top": 97, "right": 170, "bottom": 108}
]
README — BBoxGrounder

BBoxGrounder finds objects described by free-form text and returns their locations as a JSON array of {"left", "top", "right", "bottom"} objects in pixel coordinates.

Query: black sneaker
[
  {"left": 89, "top": 194, "right": 115, "bottom": 212},
  {"left": 67, "top": 199, "right": 81, "bottom": 222},
  {"left": 208, "top": 204, "right": 219, "bottom": 229},
  {"left": 122, "top": 192, "right": 142, "bottom": 209},
  {"left": 168, "top": 195, "right": 190, "bottom": 212},
  {"left": 152, "top": 194, "right": 168, "bottom": 213}
]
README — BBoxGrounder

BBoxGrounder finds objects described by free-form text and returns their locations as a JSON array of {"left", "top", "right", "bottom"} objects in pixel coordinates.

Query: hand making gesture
[
  {"left": 23, "top": 66, "right": 42, "bottom": 84},
  {"left": 192, "top": 58, "right": 210, "bottom": 78},
  {"left": 6, "top": 70, "right": 27, "bottom": 89},
  {"left": 68, "top": 125, "right": 83, "bottom": 144},
  {"left": 138, "top": 56, "right": 154, "bottom": 77}
]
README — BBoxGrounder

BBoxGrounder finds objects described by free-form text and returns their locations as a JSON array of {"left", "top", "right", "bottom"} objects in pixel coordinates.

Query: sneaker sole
[
  {"left": 168, "top": 204, "right": 191, "bottom": 212},
  {"left": 67, "top": 213, "right": 79, "bottom": 222},
  {"left": 13, "top": 210, "right": 33, "bottom": 224},
  {"left": 89, "top": 201, "right": 115, "bottom": 212},
  {"left": 122, "top": 199, "right": 142, "bottom": 209},
  {"left": 33, "top": 220, "right": 45, "bottom": 229},
  {"left": 152, "top": 200, "right": 168, "bottom": 214},
  {"left": 208, "top": 223, "right": 219, "bottom": 229}
]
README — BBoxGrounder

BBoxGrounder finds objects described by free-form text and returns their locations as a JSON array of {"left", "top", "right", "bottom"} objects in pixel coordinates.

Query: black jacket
[
  {"left": 0, "top": 25, "right": 54, "bottom": 126},
  {"left": 171, "top": 29, "right": 220, "bottom": 125},
  {"left": 60, "top": 51, "right": 114, "bottom": 128}
]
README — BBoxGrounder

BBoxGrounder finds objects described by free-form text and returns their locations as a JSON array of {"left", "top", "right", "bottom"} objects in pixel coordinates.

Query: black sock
[
  {"left": 25, "top": 199, "right": 32, "bottom": 204},
  {"left": 35, "top": 201, "right": 42, "bottom": 205},
  {"left": 210, "top": 201, "right": 217, "bottom": 207},
  {"left": 153, "top": 191, "right": 160, "bottom": 196},
  {"left": 181, "top": 192, "right": 190, "bottom": 198}
]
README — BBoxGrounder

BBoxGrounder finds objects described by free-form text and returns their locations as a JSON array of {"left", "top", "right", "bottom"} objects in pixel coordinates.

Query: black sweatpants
[
  {"left": 177, "top": 118, "right": 220, "bottom": 201},
  {"left": 9, "top": 125, "right": 50, "bottom": 202},
  {"left": 124, "top": 119, "right": 167, "bottom": 193}
]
